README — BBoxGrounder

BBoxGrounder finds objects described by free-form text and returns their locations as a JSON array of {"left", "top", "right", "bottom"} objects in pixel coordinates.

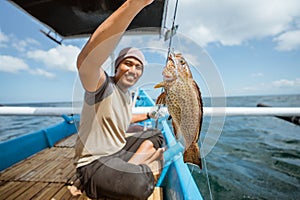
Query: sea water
[
  {"left": 0, "top": 95, "right": 299, "bottom": 199},
  {"left": 0, "top": 102, "right": 71, "bottom": 141},
  {"left": 196, "top": 94, "right": 300, "bottom": 200}
]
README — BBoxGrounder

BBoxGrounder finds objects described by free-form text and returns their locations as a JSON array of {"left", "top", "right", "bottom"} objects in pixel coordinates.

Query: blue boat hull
[{"left": 0, "top": 115, "right": 79, "bottom": 171}]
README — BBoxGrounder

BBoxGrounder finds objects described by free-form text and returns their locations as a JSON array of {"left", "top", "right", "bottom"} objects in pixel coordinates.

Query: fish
[{"left": 154, "top": 52, "right": 203, "bottom": 168}]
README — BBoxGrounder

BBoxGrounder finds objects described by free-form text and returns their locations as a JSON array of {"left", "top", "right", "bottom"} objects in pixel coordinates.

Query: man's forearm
[{"left": 131, "top": 113, "right": 150, "bottom": 123}]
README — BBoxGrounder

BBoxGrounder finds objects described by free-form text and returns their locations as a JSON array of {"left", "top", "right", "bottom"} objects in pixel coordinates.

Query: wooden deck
[{"left": 0, "top": 134, "right": 162, "bottom": 200}]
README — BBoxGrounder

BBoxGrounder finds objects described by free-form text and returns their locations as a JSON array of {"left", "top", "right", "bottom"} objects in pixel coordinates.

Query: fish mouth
[{"left": 163, "top": 75, "right": 174, "bottom": 81}]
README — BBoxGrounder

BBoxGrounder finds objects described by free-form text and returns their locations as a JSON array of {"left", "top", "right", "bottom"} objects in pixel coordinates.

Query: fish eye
[{"left": 180, "top": 59, "right": 185, "bottom": 65}]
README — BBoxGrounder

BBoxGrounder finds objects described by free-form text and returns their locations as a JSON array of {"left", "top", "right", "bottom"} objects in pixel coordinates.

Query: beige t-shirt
[{"left": 74, "top": 73, "right": 132, "bottom": 168}]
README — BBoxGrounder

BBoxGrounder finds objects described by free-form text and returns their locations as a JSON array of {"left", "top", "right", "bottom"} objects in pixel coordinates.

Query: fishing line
[
  {"left": 200, "top": 139, "right": 214, "bottom": 200},
  {"left": 160, "top": 3, "right": 215, "bottom": 198},
  {"left": 155, "top": 0, "right": 180, "bottom": 129},
  {"left": 161, "top": 0, "right": 169, "bottom": 35},
  {"left": 163, "top": 1, "right": 215, "bottom": 199},
  {"left": 165, "top": 0, "right": 180, "bottom": 77},
  {"left": 167, "top": 1, "right": 214, "bottom": 198},
  {"left": 166, "top": 0, "right": 179, "bottom": 60}
]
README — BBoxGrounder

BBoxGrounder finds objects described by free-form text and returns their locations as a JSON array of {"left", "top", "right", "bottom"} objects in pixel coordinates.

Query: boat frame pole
[{"left": 0, "top": 106, "right": 300, "bottom": 117}]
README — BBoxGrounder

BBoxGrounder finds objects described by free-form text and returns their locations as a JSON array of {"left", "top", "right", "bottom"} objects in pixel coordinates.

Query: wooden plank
[
  {"left": 21, "top": 160, "right": 73, "bottom": 183},
  {"left": 153, "top": 187, "right": 163, "bottom": 200},
  {"left": 50, "top": 185, "right": 74, "bottom": 200},
  {"left": 33, "top": 148, "right": 59, "bottom": 161},
  {"left": 57, "top": 164, "right": 76, "bottom": 183},
  {"left": 18, "top": 160, "right": 59, "bottom": 182},
  {"left": 35, "top": 160, "right": 66, "bottom": 181},
  {"left": 0, "top": 133, "right": 164, "bottom": 200},
  {"left": 0, "top": 180, "right": 6, "bottom": 187},
  {"left": 45, "top": 160, "right": 76, "bottom": 183},
  {"left": 55, "top": 133, "right": 77, "bottom": 148},
  {"left": 56, "top": 148, "right": 75, "bottom": 160},
  {"left": 147, "top": 187, "right": 163, "bottom": 200},
  {"left": 1, "top": 149, "right": 75, "bottom": 183},
  {"left": 14, "top": 182, "right": 48, "bottom": 200},
  {"left": 32, "top": 183, "right": 64, "bottom": 200},
  {"left": 0, "top": 181, "right": 35, "bottom": 200},
  {"left": 64, "top": 164, "right": 77, "bottom": 178},
  {"left": 24, "top": 149, "right": 72, "bottom": 181},
  {"left": 0, "top": 159, "right": 44, "bottom": 181},
  {"left": 0, "top": 181, "right": 24, "bottom": 199},
  {"left": 148, "top": 160, "right": 162, "bottom": 183},
  {"left": 32, "top": 148, "right": 74, "bottom": 161}
]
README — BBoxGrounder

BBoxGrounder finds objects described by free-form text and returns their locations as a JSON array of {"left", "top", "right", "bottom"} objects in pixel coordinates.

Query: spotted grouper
[{"left": 154, "top": 52, "right": 203, "bottom": 168}]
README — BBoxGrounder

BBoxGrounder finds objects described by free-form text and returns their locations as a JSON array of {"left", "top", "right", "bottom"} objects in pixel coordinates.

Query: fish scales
[{"left": 155, "top": 53, "right": 203, "bottom": 168}]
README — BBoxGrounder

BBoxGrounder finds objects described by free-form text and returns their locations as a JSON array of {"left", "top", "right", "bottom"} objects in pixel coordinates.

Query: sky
[{"left": 0, "top": 0, "right": 300, "bottom": 104}]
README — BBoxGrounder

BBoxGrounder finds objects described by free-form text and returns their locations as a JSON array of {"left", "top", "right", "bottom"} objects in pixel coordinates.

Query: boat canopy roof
[{"left": 9, "top": 0, "right": 167, "bottom": 38}]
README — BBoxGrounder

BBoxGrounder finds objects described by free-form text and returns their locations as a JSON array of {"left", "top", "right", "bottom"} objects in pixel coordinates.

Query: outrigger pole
[{"left": 257, "top": 103, "right": 300, "bottom": 126}]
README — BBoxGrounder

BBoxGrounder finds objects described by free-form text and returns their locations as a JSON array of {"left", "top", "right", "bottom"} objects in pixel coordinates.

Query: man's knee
[
  {"left": 149, "top": 129, "right": 165, "bottom": 149},
  {"left": 140, "top": 140, "right": 154, "bottom": 150},
  {"left": 130, "top": 164, "right": 155, "bottom": 199}
]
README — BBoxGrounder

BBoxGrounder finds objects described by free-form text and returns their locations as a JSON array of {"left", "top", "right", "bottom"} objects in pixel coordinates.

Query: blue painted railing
[{"left": 137, "top": 88, "right": 203, "bottom": 199}]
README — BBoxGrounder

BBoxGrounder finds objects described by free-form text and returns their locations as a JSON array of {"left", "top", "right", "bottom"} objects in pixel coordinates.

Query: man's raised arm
[{"left": 77, "top": 0, "right": 154, "bottom": 92}]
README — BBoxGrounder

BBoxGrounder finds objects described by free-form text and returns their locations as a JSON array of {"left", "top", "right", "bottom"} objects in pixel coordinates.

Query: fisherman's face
[{"left": 114, "top": 57, "right": 143, "bottom": 91}]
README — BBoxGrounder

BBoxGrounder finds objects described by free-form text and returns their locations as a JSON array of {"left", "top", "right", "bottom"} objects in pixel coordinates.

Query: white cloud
[
  {"left": 0, "top": 31, "right": 9, "bottom": 43},
  {"left": 27, "top": 45, "right": 80, "bottom": 72},
  {"left": 12, "top": 38, "right": 40, "bottom": 52},
  {"left": 28, "top": 68, "right": 55, "bottom": 79},
  {"left": 252, "top": 73, "right": 264, "bottom": 77},
  {"left": 231, "top": 78, "right": 300, "bottom": 96},
  {"left": 0, "top": 31, "right": 9, "bottom": 48},
  {"left": 272, "top": 78, "right": 300, "bottom": 87},
  {"left": 0, "top": 55, "right": 55, "bottom": 79},
  {"left": 0, "top": 31, "right": 41, "bottom": 51},
  {"left": 175, "top": 0, "right": 300, "bottom": 49},
  {"left": 274, "top": 30, "right": 300, "bottom": 51},
  {"left": 0, "top": 55, "right": 29, "bottom": 73},
  {"left": 0, "top": 31, "right": 79, "bottom": 72}
]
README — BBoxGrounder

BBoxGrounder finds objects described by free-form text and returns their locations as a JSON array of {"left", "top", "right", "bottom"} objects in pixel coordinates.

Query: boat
[
  {"left": 2, "top": 1, "right": 300, "bottom": 199},
  {"left": 1, "top": 87, "right": 299, "bottom": 199},
  {"left": 0, "top": 88, "right": 204, "bottom": 199}
]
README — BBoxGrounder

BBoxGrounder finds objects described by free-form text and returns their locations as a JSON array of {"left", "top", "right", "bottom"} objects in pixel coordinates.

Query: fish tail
[{"left": 183, "top": 142, "right": 202, "bottom": 169}]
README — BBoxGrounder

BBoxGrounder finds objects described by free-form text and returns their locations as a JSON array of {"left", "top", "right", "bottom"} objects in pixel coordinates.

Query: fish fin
[
  {"left": 154, "top": 82, "right": 165, "bottom": 88},
  {"left": 155, "top": 92, "right": 167, "bottom": 105},
  {"left": 192, "top": 80, "right": 203, "bottom": 141},
  {"left": 172, "top": 120, "right": 178, "bottom": 137},
  {"left": 183, "top": 142, "right": 202, "bottom": 169}
]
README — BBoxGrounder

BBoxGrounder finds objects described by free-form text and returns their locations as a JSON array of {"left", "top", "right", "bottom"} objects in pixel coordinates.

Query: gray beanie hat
[{"left": 114, "top": 47, "right": 145, "bottom": 71}]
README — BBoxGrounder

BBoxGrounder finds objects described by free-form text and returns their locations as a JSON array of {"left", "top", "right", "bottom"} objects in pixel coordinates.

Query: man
[{"left": 74, "top": 0, "right": 165, "bottom": 199}]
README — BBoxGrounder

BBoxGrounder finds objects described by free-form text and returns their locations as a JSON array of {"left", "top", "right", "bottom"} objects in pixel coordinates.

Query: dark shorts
[{"left": 76, "top": 129, "right": 164, "bottom": 200}]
